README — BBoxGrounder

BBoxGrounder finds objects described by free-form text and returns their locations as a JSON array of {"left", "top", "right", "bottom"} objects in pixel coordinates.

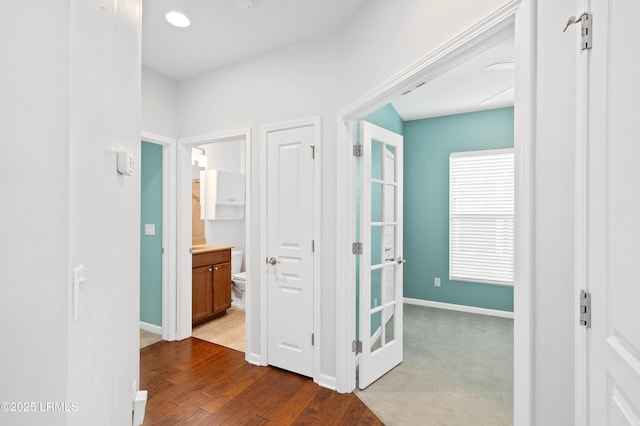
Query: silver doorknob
[
  {"left": 397, "top": 257, "right": 406, "bottom": 264},
  {"left": 267, "top": 257, "right": 280, "bottom": 265}
]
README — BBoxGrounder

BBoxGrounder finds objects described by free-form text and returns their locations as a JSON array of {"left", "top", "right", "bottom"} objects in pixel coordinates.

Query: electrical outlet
[{"left": 434, "top": 277, "right": 441, "bottom": 287}]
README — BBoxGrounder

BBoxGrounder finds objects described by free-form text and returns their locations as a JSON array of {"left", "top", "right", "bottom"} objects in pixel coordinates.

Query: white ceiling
[
  {"left": 391, "top": 36, "right": 515, "bottom": 121},
  {"left": 142, "top": 1, "right": 514, "bottom": 120},
  {"left": 142, "top": 0, "right": 365, "bottom": 80}
]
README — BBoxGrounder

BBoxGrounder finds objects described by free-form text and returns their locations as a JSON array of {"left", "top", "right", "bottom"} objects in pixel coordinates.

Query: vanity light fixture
[
  {"left": 192, "top": 147, "right": 207, "bottom": 168},
  {"left": 166, "top": 11, "right": 191, "bottom": 28}
]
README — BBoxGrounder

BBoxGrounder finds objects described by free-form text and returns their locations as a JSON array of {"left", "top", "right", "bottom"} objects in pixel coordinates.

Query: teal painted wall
[
  {"left": 403, "top": 107, "right": 514, "bottom": 312},
  {"left": 362, "top": 103, "right": 404, "bottom": 135},
  {"left": 140, "top": 141, "right": 163, "bottom": 327}
]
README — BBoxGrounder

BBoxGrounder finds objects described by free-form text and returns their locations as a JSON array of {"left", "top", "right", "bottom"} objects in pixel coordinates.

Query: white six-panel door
[
  {"left": 266, "top": 124, "right": 315, "bottom": 378},
  {"left": 583, "top": 0, "right": 640, "bottom": 423},
  {"left": 359, "top": 121, "right": 404, "bottom": 389}
]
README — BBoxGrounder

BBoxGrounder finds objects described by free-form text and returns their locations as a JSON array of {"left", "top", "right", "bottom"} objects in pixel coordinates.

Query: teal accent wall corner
[
  {"left": 403, "top": 107, "right": 514, "bottom": 312},
  {"left": 140, "top": 141, "right": 163, "bottom": 327},
  {"left": 362, "top": 103, "right": 404, "bottom": 135}
]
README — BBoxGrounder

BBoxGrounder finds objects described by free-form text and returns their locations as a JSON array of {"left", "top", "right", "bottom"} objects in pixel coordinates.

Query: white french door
[
  {"left": 581, "top": 0, "right": 640, "bottom": 423},
  {"left": 265, "top": 123, "right": 315, "bottom": 378},
  {"left": 358, "top": 121, "right": 404, "bottom": 389}
]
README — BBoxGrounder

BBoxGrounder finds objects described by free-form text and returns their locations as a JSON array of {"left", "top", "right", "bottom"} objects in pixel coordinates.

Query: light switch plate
[
  {"left": 117, "top": 151, "right": 134, "bottom": 176},
  {"left": 144, "top": 224, "right": 156, "bottom": 236}
]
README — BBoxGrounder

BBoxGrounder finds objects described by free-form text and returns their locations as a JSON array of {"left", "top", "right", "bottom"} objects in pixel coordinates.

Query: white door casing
[
  {"left": 359, "top": 121, "right": 404, "bottom": 389},
  {"left": 266, "top": 123, "right": 316, "bottom": 378},
  {"left": 579, "top": 1, "right": 640, "bottom": 424},
  {"left": 141, "top": 131, "right": 178, "bottom": 341},
  {"left": 175, "top": 128, "right": 252, "bottom": 345}
]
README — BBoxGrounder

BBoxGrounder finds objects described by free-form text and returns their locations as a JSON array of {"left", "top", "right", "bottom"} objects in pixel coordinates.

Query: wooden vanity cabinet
[
  {"left": 192, "top": 248, "right": 231, "bottom": 325},
  {"left": 212, "top": 261, "right": 231, "bottom": 315}
]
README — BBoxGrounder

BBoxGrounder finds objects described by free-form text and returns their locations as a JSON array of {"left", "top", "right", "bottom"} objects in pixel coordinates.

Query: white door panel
[
  {"left": 359, "top": 121, "right": 404, "bottom": 389},
  {"left": 585, "top": 0, "right": 640, "bottom": 423},
  {"left": 266, "top": 125, "right": 315, "bottom": 378}
]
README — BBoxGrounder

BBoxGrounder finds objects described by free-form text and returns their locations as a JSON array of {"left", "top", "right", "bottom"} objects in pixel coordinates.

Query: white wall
[
  {"left": 0, "top": 2, "right": 70, "bottom": 424},
  {"left": 67, "top": 0, "right": 142, "bottom": 424},
  {"left": 177, "top": 0, "right": 579, "bottom": 422},
  {"left": 177, "top": 0, "right": 518, "bottom": 390},
  {"left": 203, "top": 140, "right": 244, "bottom": 174},
  {"left": 338, "top": 0, "right": 512, "bottom": 103},
  {"left": 142, "top": 66, "right": 178, "bottom": 138},
  {"left": 341, "top": 1, "right": 577, "bottom": 422},
  {"left": 178, "top": 33, "right": 342, "bottom": 378},
  {"left": 0, "top": 1, "right": 142, "bottom": 425},
  {"left": 203, "top": 140, "right": 246, "bottom": 251},
  {"left": 533, "top": 0, "right": 576, "bottom": 424}
]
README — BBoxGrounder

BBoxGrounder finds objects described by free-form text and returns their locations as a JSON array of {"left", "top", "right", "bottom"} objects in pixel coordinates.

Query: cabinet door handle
[
  {"left": 214, "top": 266, "right": 219, "bottom": 271},
  {"left": 208, "top": 268, "right": 212, "bottom": 272}
]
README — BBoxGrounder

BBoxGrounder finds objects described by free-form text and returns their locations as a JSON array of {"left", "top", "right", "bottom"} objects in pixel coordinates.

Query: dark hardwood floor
[{"left": 141, "top": 338, "right": 383, "bottom": 425}]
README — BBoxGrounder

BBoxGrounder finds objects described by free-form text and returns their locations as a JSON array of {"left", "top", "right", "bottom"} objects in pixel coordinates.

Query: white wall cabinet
[
  {"left": 215, "top": 172, "right": 245, "bottom": 205},
  {"left": 201, "top": 169, "right": 245, "bottom": 220}
]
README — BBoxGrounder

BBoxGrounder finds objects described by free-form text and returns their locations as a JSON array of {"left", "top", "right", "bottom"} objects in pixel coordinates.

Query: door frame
[
  {"left": 259, "top": 116, "right": 323, "bottom": 384},
  {"left": 573, "top": 1, "right": 589, "bottom": 423},
  {"left": 176, "top": 128, "right": 252, "bottom": 348},
  {"left": 334, "top": 1, "right": 535, "bottom": 424},
  {"left": 141, "top": 131, "right": 178, "bottom": 341}
]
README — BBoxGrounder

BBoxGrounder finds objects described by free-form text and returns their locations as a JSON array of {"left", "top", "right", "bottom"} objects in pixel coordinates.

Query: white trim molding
[
  {"left": 139, "top": 321, "right": 162, "bottom": 335},
  {"left": 141, "top": 131, "right": 178, "bottom": 341},
  {"left": 335, "top": 5, "right": 533, "bottom": 424},
  {"left": 513, "top": 1, "right": 536, "bottom": 424},
  {"left": 246, "top": 352, "right": 262, "bottom": 367},
  {"left": 338, "top": 2, "right": 519, "bottom": 122},
  {"left": 141, "top": 131, "right": 176, "bottom": 146},
  {"left": 176, "top": 127, "right": 252, "bottom": 344},
  {"left": 404, "top": 298, "right": 515, "bottom": 319},
  {"left": 316, "top": 374, "right": 337, "bottom": 391}
]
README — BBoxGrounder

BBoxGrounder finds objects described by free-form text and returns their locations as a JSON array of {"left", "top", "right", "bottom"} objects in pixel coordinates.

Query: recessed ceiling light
[
  {"left": 484, "top": 62, "right": 515, "bottom": 71},
  {"left": 166, "top": 11, "right": 190, "bottom": 28}
]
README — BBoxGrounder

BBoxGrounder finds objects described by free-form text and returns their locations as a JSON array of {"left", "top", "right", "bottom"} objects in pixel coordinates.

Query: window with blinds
[{"left": 449, "top": 148, "right": 514, "bottom": 285}]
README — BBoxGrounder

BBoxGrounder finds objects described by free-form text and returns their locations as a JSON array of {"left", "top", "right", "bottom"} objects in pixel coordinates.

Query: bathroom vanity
[{"left": 191, "top": 245, "right": 232, "bottom": 325}]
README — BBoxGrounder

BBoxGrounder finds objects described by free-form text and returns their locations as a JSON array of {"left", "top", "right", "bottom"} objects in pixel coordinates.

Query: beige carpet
[
  {"left": 355, "top": 305, "right": 514, "bottom": 426},
  {"left": 192, "top": 307, "right": 246, "bottom": 352}
]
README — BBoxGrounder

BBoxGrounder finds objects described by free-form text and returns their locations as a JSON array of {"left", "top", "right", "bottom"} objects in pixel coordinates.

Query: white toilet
[{"left": 231, "top": 250, "right": 246, "bottom": 308}]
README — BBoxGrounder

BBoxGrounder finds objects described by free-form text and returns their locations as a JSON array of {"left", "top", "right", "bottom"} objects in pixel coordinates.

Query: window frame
[{"left": 449, "top": 147, "right": 515, "bottom": 286}]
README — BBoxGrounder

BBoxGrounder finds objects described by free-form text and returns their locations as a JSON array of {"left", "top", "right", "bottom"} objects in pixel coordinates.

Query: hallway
[{"left": 140, "top": 338, "right": 382, "bottom": 424}]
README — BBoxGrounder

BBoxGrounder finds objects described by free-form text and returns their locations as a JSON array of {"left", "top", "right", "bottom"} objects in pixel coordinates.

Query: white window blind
[{"left": 449, "top": 148, "right": 514, "bottom": 285}]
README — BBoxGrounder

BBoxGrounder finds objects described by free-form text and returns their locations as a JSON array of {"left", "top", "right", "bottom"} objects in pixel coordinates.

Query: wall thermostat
[{"left": 117, "top": 151, "right": 134, "bottom": 176}]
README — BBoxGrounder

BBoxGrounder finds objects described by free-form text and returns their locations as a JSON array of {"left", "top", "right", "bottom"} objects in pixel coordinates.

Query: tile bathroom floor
[{"left": 192, "top": 307, "right": 245, "bottom": 352}]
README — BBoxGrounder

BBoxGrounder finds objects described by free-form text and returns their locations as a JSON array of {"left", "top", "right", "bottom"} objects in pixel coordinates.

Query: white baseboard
[
  {"left": 404, "top": 297, "right": 514, "bottom": 319},
  {"left": 246, "top": 352, "right": 263, "bottom": 366},
  {"left": 316, "top": 374, "right": 337, "bottom": 391},
  {"left": 139, "top": 321, "right": 162, "bottom": 335}
]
